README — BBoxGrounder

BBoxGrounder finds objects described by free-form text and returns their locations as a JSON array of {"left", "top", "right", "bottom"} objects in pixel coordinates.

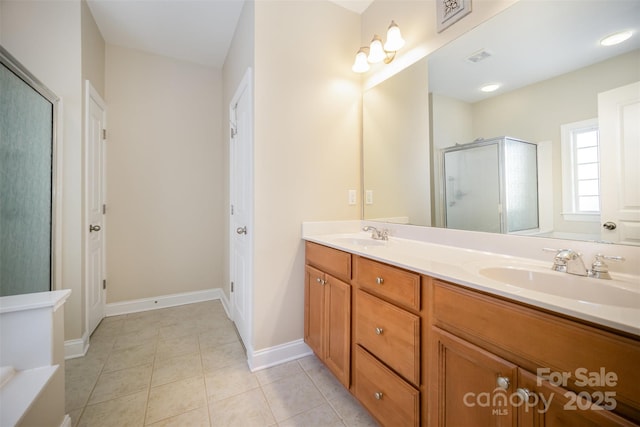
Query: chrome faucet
[
  {"left": 544, "top": 248, "right": 588, "bottom": 276},
  {"left": 362, "top": 226, "right": 389, "bottom": 241},
  {"left": 543, "top": 249, "right": 625, "bottom": 279}
]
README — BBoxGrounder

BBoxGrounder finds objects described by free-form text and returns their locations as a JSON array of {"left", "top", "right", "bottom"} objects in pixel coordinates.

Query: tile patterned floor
[{"left": 66, "top": 300, "right": 379, "bottom": 426}]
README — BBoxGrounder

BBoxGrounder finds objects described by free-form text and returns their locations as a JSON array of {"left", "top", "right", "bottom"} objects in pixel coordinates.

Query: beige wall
[
  {"left": 104, "top": 45, "right": 223, "bottom": 303},
  {"left": 252, "top": 0, "right": 361, "bottom": 350},
  {"left": 81, "top": 0, "right": 105, "bottom": 97},
  {"left": 1, "top": 0, "right": 85, "bottom": 341},
  {"left": 222, "top": 0, "right": 255, "bottom": 301},
  {"left": 363, "top": 57, "right": 430, "bottom": 224}
]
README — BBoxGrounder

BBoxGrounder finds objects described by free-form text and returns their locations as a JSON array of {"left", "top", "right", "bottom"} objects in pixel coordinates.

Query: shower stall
[
  {"left": 442, "top": 136, "right": 539, "bottom": 234},
  {"left": 0, "top": 46, "right": 58, "bottom": 297}
]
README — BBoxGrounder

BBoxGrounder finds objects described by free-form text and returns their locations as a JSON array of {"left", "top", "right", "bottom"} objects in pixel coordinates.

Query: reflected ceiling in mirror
[{"left": 362, "top": 0, "right": 640, "bottom": 245}]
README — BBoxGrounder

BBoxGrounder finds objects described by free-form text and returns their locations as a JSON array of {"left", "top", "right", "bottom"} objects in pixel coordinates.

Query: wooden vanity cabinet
[
  {"left": 304, "top": 242, "right": 352, "bottom": 387},
  {"left": 304, "top": 242, "right": 639, "bottom": 427},
  {"left": 431, "top": 327, "right": 518, "bottom": 427},
  {"left": 353, "top": 256, "right": 423, "bottom": 427},
  {"left": 428, "top": 279, "right": 640, "bottom": 426}
]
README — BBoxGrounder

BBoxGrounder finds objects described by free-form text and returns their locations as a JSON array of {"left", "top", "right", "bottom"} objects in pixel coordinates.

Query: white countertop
[{"left": 303, "top": 226, "right": 640, "bottom": 337}]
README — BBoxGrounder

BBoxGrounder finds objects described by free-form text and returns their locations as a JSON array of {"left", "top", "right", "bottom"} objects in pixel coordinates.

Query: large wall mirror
[{"left": 363, "top": 0, "right": 640, "bottom": 245}]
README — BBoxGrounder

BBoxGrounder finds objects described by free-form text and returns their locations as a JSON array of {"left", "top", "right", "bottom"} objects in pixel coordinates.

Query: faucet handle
[{"left": 589, "top": 254, "right": 625, "bottom": 280}]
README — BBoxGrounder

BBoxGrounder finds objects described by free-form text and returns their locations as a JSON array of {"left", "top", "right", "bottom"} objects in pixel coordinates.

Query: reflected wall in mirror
[
  {"left": 362, "top": 0, "right": 640, "bottom": 245},
  {"left": 363, "top": 57, "right": 430, "bottom": 226}
]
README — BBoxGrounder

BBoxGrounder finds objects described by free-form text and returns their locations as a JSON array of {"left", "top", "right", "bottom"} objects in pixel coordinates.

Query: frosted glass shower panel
[
  {"left": 444, "top": 144, "right": 501, "bottom": 233},
  {"left": 443, "top": 137, "right": 539, "bottom": 234},
  {"left": 0, "top": 62, "right": 54, "bottom": 296},
  {"left": 504, "top": 139, "right": 539, "bottom": 232}
]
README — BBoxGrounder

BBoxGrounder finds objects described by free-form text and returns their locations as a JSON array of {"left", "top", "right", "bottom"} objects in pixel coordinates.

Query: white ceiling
[
  {"left": 428, "top": 0, "right": 640, "bottom": 103},
  {"left": 87, "top": 0, "right": 246, "bottom": 68},
  {"left": 87, "top": 0, "right": 372, "bottom": 68},
  {"left": 328, "top": 0, "right": 373, "bottom": 14}
]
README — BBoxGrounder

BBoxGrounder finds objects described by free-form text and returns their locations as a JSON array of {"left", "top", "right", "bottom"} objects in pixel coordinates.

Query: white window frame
[{"left": 560, "top": 118, "right": 601, "bottom": 222}]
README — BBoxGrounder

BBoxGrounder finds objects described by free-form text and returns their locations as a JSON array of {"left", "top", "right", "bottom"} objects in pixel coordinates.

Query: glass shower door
[
  {"left": 0, "top": 59, "right": 55, "bottom": 296},
  {"left": 444, "top": 143, "right": 501, "bottom": 233}
]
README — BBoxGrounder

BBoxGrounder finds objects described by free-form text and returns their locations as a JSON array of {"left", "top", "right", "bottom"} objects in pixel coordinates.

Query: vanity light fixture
[
  {"left": 352, "top": 20, "right": 405, "bottom": 73},
  {"left": 600, "top": 30, "right": 633, "bottom": 46},
  {"left": 480, "top": 83, "right": 501, "bottom": 93}
]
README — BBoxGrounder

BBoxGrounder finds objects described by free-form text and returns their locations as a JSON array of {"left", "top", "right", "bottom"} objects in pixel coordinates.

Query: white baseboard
[
  {"left": 104, "top": 288, "right": 221, "bottom": 317},
  {"left": 218, "top": 289, "right": 231, "bottom": 319},
  {"left": 64, "top": 332, "right": 89, "bottom": 360},
  {"left": 248, "top": 339, "right": 313, "bottom": 372}
]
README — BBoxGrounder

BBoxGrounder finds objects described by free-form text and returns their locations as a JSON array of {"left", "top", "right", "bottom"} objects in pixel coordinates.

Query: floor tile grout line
[
  {"left": 141, "top": 323, "right": 157, "bottom": 426},
  {"left": 197, "top": 329, "right": 215, "bottom": 426}
]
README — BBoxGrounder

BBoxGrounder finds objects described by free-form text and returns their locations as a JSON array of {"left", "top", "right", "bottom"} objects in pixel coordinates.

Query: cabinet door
[
  {"left": 517, "top": 369, "right": 637, "bottom": 427},
  {"left": 324, "top": 274, "right": 351, "bottom": 388},
  {"left": 430, "top": 327, "right": 518, "bottom": 427},
  {"left": 304, "top": 265, "right": 325, "bottom": 358}
]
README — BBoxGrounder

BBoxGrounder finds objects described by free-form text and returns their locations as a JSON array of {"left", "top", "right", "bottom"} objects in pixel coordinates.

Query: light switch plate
[
  {"left": 365, "top": 190, "right": 373, "bottom": 205},
  {"left": 348, "top": 189, "right": 357, "bottom": 205}
]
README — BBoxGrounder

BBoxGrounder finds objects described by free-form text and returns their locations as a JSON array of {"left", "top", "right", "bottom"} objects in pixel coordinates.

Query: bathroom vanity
[{"left": 303, "top": 227, "right": 640, "bottom": 427}]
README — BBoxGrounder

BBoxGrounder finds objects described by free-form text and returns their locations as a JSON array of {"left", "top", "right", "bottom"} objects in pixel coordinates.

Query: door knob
[
  {"left": 89, "top": 224, "right": 101, "bottom": 232},
  {"left": 602, "top": 221, "right": 617, "bottom": 230},
  {"left": 236, "top": 226, "right": 247, "bottom": 235}
]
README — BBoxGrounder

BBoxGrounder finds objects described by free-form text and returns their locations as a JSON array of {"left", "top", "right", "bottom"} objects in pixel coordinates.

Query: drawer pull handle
[
  {"left": 496, "top": 376, "right": 510, "bottom": 390},
  {"left": 516, "top": 388, "right": 532, "bottom": 403},
  {"left": 375, "top": 327, "right": 384, "bottom": 335},
  {"left": 375, "top": 277, "right": 384, "bottom": 285},
  {"left": 374, "top": 391, "right": 383, "bottom": 400}
]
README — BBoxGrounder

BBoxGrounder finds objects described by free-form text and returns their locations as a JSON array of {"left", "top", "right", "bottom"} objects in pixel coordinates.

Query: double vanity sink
[
  {"left": 303, "top": 225, "right": 640, "bottom": 426},
  {"left": 306, "top": 231, "right": 640, "bottom": 336}
]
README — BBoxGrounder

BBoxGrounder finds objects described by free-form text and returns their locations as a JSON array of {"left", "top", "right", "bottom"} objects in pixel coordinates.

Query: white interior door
[
  {"left": 598, "top": 81, "right": 640, "bottom": 245},
  {"left": 86, "top": 81, "right": 107, "bottom": 335},
  {"left": 230, "top": 69, "right": 253, "bottom": 351}
]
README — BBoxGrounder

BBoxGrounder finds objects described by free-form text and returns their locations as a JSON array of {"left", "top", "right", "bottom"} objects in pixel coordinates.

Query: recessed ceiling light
[
  {"left": 480, "top": 83, "right": 500, "bottom": 93},
  {"left": 600, "top": 30, "right": 633, "bottom": 46}
]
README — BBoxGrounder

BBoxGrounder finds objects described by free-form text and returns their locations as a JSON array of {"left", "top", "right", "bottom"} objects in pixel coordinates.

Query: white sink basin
[
  {"left": 332, "top": 237, "right": 387, "bottom": 248},
  {"left": 479, "top": 266, "right": 640, "bottom": 308}
]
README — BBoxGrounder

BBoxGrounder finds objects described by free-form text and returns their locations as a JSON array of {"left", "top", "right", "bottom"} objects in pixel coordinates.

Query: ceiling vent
[{"left": 466, "top": 49, "right": 492, "bottom": 63}]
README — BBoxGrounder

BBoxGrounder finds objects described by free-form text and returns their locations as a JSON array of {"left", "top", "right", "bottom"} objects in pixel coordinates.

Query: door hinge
[
  {"left": 231, "top": 204, "right": 234, "bottom": 215},
  {"left": 231, "top": 127, "right": 237, "bottom": 138},
  {"left": 103, "top": 279, "right": 106, "bottom": 290},
  {"left": 231, "top": 281, "right": 234, "bottom": 292},
  {"left": 102, "top": 204, "right": 106, "bottom": 214},
  {"left": 102, "top": 129, "right": 107, "bottom": 140}
]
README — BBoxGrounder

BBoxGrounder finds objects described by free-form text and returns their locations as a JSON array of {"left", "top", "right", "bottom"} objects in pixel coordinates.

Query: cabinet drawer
[
  {"left": 356, "top": 290, "right": 420, "bottom": 385},
  {"left": 354, "top": 345, "right": 419, "bottom": 427},
  {"left": 305, "top": 242, "right": 351, "bottom": 282},
  {"left": 355, "top": 256, "right": 420, "bottom": 310},
  {"left": 432, "top": 280, "right": 640, "bottom": 422}
]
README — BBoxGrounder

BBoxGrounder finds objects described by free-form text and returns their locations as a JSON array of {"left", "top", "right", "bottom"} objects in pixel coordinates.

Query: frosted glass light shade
[
  {"left": 352, "top": 48, "right": 370, "bottom": 73},
  {"left": 384, "top": 21, "right": 405, "bottom": 52},
  {"left": 368, "top": 36, "right": 386, "bottom": 63}
]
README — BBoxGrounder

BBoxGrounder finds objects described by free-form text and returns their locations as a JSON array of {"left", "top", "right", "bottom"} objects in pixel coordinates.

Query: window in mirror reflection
[{"left": 561, "top": 119, "right": 601, "bottom": 221}]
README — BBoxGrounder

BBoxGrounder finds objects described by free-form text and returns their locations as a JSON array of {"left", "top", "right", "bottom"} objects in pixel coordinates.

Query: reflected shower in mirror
[{"left": 362, "top": 0, "right": 640, "bottom": 245}]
